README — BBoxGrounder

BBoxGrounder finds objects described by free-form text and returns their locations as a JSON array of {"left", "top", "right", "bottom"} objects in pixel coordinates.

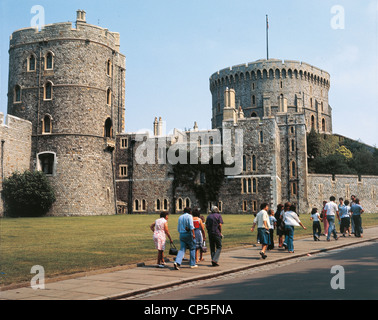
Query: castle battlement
[
  {"left": 10, "top": 17, "right": 122, "bottom": 53},
  {"left": 210, "top": 59, "right": 330, "bottom": 86}
]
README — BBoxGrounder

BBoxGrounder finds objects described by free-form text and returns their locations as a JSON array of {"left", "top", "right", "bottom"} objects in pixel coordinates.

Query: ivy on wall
[{"left": 172, "top": 152, "right": 227, "bottom": 213}]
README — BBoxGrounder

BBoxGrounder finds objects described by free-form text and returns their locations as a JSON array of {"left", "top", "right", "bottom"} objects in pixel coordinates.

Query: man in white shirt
[
  {"left": 251, "top": 203, "right": 270, "bottom": 259},
  {"left": 324, "top": 196, "right": 340, "bottom": 241}
]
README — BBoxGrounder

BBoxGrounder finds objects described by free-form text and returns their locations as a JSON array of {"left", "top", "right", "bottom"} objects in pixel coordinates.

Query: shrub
[{"left": 2, "top": 170, "right": 56, "bottom": 217}]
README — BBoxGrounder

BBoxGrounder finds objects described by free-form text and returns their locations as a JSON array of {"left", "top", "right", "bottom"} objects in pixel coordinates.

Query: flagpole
[{"left": 266, "top": 15, "right": 269, "bottom": 60}]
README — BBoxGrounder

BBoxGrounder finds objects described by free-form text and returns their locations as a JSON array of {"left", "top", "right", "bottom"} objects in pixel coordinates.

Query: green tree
[
  {"left": 307, "top": 128, "right": 321, "bottom": 159},
  {"left": 336, "top": 145, "right": 353, "bottom": 160},
  {"left": 2, "top": 170, "right": 56, "bottom": 217}
]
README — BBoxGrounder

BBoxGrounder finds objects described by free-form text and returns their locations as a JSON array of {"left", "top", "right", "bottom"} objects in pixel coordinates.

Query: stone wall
[
  {"left": 0, "top": 113, "right": 32, "bottom": 216},
  {"left": 307, "top": 174, "right": 378, "bottom": 213}
]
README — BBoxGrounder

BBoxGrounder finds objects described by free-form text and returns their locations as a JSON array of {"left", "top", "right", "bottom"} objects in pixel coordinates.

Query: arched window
[
  {"left": 177, "top": 198, "right": 183, "bottom": 211},
  {"left": 259, "top": 131, "right": 264, "bottom": 144},
  {"left": 134, "top": 199, "right": 139, "bottom": 212},
  {"left": 106, "top": 88, "right": 112, "bottom": 105},
  {"left": 322, "top": 118, "right": 326, "bottom": 132},
  {"left": 104, "top": 118, "right": 113, "bottom": 138},
  {"left": 28, "top": 54, "right": 36, "bottom": 72},
  {"left": 44, "top": 81, "right": 53, "bottom": 100},
  {"left": 45, "top": 52, "right": 54, "bottom": 70},
  {"left": 311, "top": 115, "right": 316, "bottom": 130},
  {"left": 156, "top": 199, "right": 161, "bottom": 211},
  {"left": 251, "top": 112, "right": 258, "bottom": 118},
  {"left": 185, "top": 198, "right": 191, "bottom": 208},
  {"left": 14, "top": 85, "right": 21, "bottom": 103},
  {"left": 291, "top": 161, "right": 296, "bottom": 178},
  {"left": 163, "top": 199, "right": 169, "bottom": 211},
  {"left": 106, "top": 59, "right": 112, "bottom": 77},
  {"left": 42, "top": 115, "right": 52, "bottom": 134},
  {"left": 252, "top": 178, "right": 257, "bottom": 193},
  {"left": 242, "top": 178, "right": 247, "bottom": 194},
  {"left": 247, "top": 178, "right": 252, "bottom": 193},
  {"left": 142, "top": 199, "right": 146, "bottom": 211},
  {"left": 252, "top": 155, "right": 257, "bottom": 171}
]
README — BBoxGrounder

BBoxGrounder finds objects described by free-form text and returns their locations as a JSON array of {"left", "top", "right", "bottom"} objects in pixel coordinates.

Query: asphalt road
[{"left": 134, "top": 240, "right": 378, "bottom": 300}]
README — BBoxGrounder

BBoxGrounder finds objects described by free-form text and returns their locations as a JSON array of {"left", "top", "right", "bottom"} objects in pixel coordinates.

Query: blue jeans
[
  {"left": 175, "top": 232, "right": 196, "bottom": 266},
  {"left": 327, "top": 216, "right": 337, "bottom": 240},
  {"left": 284, "top": 225, "right": 294, "bottom": 252}
]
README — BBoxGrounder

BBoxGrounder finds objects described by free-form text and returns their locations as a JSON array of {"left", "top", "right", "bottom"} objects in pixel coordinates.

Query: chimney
[
  {"left": 158, "top": 117, "right": 163, "bottom": 136},
  {"left": 76, "top": 10, "right": 86, "bottom": 23},
  {"left": 153, "top": 117, "right": 158, "bottom": 136}
]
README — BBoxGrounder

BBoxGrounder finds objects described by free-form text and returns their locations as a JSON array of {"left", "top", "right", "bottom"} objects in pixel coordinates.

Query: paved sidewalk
[{"left": 1, "top": 226, "right": 378, "bottom": 300}]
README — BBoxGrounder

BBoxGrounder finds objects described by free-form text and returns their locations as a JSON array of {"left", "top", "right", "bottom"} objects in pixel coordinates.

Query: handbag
[
  {"left": 200, "top": 241, "right": 207, "bottom": 253},
  {"left": 169, "top": 242, "right": 178, "bottom": 256}
]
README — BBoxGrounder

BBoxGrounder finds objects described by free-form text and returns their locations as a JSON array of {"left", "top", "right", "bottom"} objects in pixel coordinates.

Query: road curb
[{"left": 103, "top": 236, "right": 378, "bottom": 300}]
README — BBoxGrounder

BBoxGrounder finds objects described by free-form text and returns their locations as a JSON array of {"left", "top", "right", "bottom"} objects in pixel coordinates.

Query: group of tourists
[
  {"left": 150, "top": 206, "right": 223, "bottom": 269},
  {"left": 149, "top": 194, "right": 365, "bottom": 268},
  {"left": 312, "top": 194, "right": 365, "bottom": 241}
]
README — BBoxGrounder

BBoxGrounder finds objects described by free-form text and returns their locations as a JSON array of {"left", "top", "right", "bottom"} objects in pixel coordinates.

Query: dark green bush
[{"left": 2, "top": 170, "right": 56, "bottom": 217}]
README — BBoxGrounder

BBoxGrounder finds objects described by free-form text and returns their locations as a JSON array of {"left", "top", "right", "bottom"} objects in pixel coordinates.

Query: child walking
[
  {"left": 310, "top": 208, "right": 322, "bottom": 241},
  {"left": 268, "top": 209, "right": 277, "bottom": 250}
]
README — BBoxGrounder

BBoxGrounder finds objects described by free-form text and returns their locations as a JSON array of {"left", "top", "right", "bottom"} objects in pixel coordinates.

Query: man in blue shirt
[
  {"left": 351, "top": 198, "right": 364, "bottom": 237},
  {"left": 174, "top": 207, "right": 197, "bottom": 270}
]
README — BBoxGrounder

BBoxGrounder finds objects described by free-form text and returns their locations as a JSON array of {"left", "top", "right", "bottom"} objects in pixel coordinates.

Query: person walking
[
  {"left": 275, "top": 204, "right": 284, "bottom": 248},
  {"left": 321, "top": 200, "right": 328, "bottom": 237},
  {"left": 205, "top": 206, "right": 224, "bottom": 267},
  {"left": 173, "top": 207, "right": 197, "bottom": 270},
  {"left": 282, "top": 204, "right": 306, "bottom": 253},
  {"left": 350, "top": 195, "right": 357, "bottom": 234},
  {"left": 310, "top": 208, "right": 322, "bottom": 241},
  {"left": 351, "top": 199, "right": 364, "bottom": 238},
  {"left": 339, "top": 199, "right": 351, "bottom": 237},
  {"left": 251, "top": 203, "right": 271, "bottom": 259},
  {"left": 150, "top": 212, "right": 173, "bottom": 268},
  {"left": 192, "top": 208, "right": 206, "bottom": 263},
  {"left": 280, "top": 202, "right": 291, "bottom": 248},
  {"left": 324, "top": 196, "right": 340, "bottom": 241},
  {"left": 268, "top": 209, "right": 277, "bottom": 250}
]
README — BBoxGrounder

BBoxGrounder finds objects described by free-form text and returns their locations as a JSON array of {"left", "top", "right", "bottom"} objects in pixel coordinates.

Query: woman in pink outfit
[{"left": 150, "top": 212, "right": 173, "bottom": 267}]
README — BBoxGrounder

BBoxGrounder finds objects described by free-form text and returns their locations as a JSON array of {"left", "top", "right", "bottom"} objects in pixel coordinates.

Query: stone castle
[{"left": 1, "top": 11, "right": 377, "bottom": 216}]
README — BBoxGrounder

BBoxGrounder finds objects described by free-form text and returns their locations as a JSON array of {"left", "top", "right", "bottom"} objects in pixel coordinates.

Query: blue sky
[{"left": 1, "top": 0, "right": 377, "bottom": 146}]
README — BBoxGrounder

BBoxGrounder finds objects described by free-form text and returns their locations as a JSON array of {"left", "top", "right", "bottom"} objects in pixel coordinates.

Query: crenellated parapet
[{"left": 209, "top": 59, "right": 332, "bottom": 133}]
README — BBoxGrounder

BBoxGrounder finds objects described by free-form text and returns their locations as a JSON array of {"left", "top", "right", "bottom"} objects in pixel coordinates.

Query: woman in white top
[
  {"left": 310, "top": 208, "right": 323, "bottom": 241},
  {"left": 282, "top": 204, "right": 306, "bottom": 253},
  {"left": 340, "top": 200, "right": 351, "bottom": 237}
]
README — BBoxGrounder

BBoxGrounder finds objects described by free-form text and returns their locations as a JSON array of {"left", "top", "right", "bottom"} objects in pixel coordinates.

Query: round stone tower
[
  {"left": 209, "top": 59, "right": 332, "bottom": 133},
  {"left": 7, "top": 10, "right": 126, "bottom": 216}
]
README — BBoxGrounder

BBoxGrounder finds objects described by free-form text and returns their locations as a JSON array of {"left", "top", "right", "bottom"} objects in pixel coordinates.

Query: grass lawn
[{"left": 1, "top": 213, "right": 378, "bottom": 287}]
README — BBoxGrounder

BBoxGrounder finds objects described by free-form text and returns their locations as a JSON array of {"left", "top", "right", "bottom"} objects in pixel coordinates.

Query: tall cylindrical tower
[
  {"left": 209, "top": 59, "right": 332, "bottom": 133},
  {"left": 7, "top": 11, "right": 126, "bottom": 216}
]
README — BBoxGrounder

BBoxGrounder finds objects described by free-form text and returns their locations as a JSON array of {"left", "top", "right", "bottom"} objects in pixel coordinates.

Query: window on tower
[
  {"left": 14, "top": 85, "right": 21, "bottom": 103},
  {"left": 28, "top": 54, "right": 36, "bottom": 72},
  {"left": 45, "top": 52, "right": 54, "bottom": 70},
  {"left": 44, "top": 81, "right": 53, "bottom": 100}
]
